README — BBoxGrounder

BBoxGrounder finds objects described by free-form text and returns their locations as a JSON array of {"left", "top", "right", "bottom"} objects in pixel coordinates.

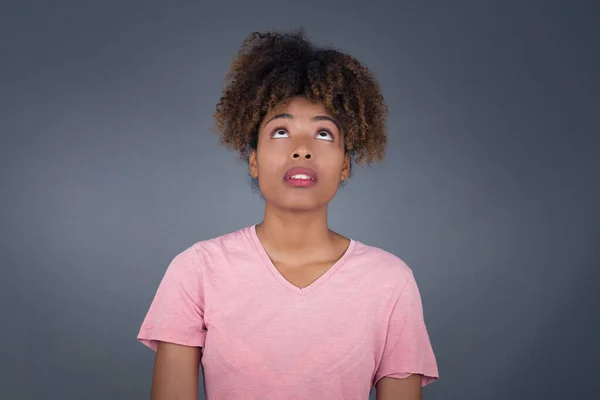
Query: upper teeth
[{"left": 291, "top": 174, "right": 312, "bottom": 180}]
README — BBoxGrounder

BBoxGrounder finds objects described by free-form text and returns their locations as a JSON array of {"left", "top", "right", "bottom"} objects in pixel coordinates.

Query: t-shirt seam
[
  {"left": 190, "top": 242, "right": 208, "bottom": 322},
  {"left": 373, "top": 273, "right": 413, "bottom": 378},
  {"left": 386, "top": 273, "right": 413, "bottom": 325}
]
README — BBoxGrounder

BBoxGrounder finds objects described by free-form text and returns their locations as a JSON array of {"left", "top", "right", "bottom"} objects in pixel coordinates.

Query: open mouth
[
  {"left": 288, "top": 173, "right": 314, "bottom": 180},
  {"left": 283, "top": 167, "right": 317, "bottom": 187}
]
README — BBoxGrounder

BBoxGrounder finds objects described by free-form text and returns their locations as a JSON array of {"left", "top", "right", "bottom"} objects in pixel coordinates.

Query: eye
[
  {"left": 316, "top": 129, "right": 334, "bottom": 141},
  {"left": 271, "top": 128, "right": 289, "bottom": 139}
]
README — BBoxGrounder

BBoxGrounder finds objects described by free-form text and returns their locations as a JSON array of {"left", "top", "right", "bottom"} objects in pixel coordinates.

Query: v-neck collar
[{"left": 248, "top": 224, "right": 356, "bottom": 296}]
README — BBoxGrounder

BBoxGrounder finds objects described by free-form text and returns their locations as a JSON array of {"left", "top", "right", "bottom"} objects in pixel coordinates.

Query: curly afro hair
[{"left": 213, "top": 29, "right": 388, "bottom": 175}]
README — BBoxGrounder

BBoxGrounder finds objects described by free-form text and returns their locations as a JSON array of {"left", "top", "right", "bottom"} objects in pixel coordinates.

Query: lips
[{"left": 283, "top": 166, "right": 317, "bottom": 182}]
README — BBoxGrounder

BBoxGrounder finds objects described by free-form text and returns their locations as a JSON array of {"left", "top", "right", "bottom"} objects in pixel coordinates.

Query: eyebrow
[{"left": 264, "top": 113, "right": 341, "bottom": 131}]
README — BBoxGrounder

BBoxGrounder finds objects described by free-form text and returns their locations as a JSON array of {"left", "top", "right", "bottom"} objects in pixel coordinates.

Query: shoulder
[
  {"left": 172, "top": 226, "right": 254, "bottom": 267},
  {"left": 351, "top": 240, "right": 416, "bottom": 292},
  {"left": 353, "top": 241, "right": 414, "bottom": 276}
]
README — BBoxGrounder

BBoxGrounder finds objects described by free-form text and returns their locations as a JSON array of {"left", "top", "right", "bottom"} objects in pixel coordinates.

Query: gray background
[{"left": 1, "top": 0, "right": 598, "bottom": 399}]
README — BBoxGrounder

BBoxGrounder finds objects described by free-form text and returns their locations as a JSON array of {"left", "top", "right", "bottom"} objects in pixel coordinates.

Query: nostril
[
  {"left": 293, "top": 153, "right": 300, "bottom": 158},
  {"left": 305, "top": 154, "right": 311, "bottom": 159}
]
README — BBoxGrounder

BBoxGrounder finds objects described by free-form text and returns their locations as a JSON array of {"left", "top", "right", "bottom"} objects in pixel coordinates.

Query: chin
[{"left": 266, "top": 193, "right": 330, "bottom": 213}]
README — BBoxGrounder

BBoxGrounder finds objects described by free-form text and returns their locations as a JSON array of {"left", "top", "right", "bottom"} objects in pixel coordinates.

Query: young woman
[{"left": 138, "top": 30, "right": 439, "bottom": 400}]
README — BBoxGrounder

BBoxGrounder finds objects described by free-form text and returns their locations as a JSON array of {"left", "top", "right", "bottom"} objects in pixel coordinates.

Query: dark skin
[
  {"left": 152, "top": 342, "right": 200, "bottom": 400},
  {"left": 249, "top": 96, "right": 351, "bottom": 285},
  {"left": 151, "top": 97, "right": 421, "bottom": 399}
]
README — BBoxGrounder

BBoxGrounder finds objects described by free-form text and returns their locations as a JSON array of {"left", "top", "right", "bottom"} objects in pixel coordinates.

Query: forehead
[{"left": 266, "top": 97, "right": 331, "bottom": 118}]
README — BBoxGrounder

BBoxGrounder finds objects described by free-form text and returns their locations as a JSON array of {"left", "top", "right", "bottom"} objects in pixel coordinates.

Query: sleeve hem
[
  {"left": 374, "top": 366, "right": 439, "bottom": 387},
  {"left": 137, "top": 327, "right": 206, "bottom": 352}
]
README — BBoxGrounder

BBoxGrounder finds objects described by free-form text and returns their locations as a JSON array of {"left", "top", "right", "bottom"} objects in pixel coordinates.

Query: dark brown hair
[{"left": 213, "top": 29, "right": 388, "bottom": 175}]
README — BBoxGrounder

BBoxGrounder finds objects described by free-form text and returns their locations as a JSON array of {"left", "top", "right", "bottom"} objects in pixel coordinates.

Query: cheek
[
  {"left": 317, "top": 148, "right": 346, "bottom": 174},
  {"left": 256, "top": 145, "right": 287, "bottom": 175}
]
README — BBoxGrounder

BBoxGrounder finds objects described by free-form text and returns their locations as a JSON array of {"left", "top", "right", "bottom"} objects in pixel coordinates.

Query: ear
[
  {"left": 248, "top": 148, "right": 258, "bottom": 179},
  {"left": 340, "top": 152, "right": 350, "bottom": 181}
]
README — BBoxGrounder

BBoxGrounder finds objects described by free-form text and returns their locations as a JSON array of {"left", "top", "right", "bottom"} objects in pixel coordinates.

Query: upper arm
[
  {"left": 376, "top": 374, "right": 422, "bottom": 400},
  {"left": 373, "top": 270, "right": 439, "bottom": 387},
  {"left": 137, "top": 245, "right": 208, "bottom": 351},
  {"left": 137, "top": 246, "right": 208, "bottom": 398},
  {"left": 151, "top": 342, "right": 202, "bottom": 400}
]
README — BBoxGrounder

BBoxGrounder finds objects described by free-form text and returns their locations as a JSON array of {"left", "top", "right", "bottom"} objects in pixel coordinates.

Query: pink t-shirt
[{"left": 138, "top": 225, "right": 439, "bottom": 399}]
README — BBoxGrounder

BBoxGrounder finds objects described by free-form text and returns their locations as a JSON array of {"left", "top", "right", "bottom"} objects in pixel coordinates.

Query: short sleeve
[
  {"left": 137, "top": 245, "right": 207, "bottom": 351},
  {"left": 374, "top": 271, "right": 439, "bottom": 387}
]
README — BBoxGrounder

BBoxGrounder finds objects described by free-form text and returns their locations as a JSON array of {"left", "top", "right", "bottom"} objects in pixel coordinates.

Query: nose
[
  {"left": 292, "top": 152, "right": 311, "bottom": 160},
  {"left": 291, "top": 138, "right": 312, "bottom": 160}
]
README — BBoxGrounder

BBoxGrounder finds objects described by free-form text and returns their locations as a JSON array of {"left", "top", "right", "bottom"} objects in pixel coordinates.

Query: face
[{"left": 249, "top": 96, "right": 350, "bottom": 212}]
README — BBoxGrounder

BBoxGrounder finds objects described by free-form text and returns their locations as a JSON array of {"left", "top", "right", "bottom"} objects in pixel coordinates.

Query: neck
[{"left": 256, "top": 203, "right": 333, "bottom": 255}]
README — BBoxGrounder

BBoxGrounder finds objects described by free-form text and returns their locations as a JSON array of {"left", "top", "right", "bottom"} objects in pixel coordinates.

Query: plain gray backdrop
[{"left": 1, "top": 0, "right": 598, "bottom": 399}]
